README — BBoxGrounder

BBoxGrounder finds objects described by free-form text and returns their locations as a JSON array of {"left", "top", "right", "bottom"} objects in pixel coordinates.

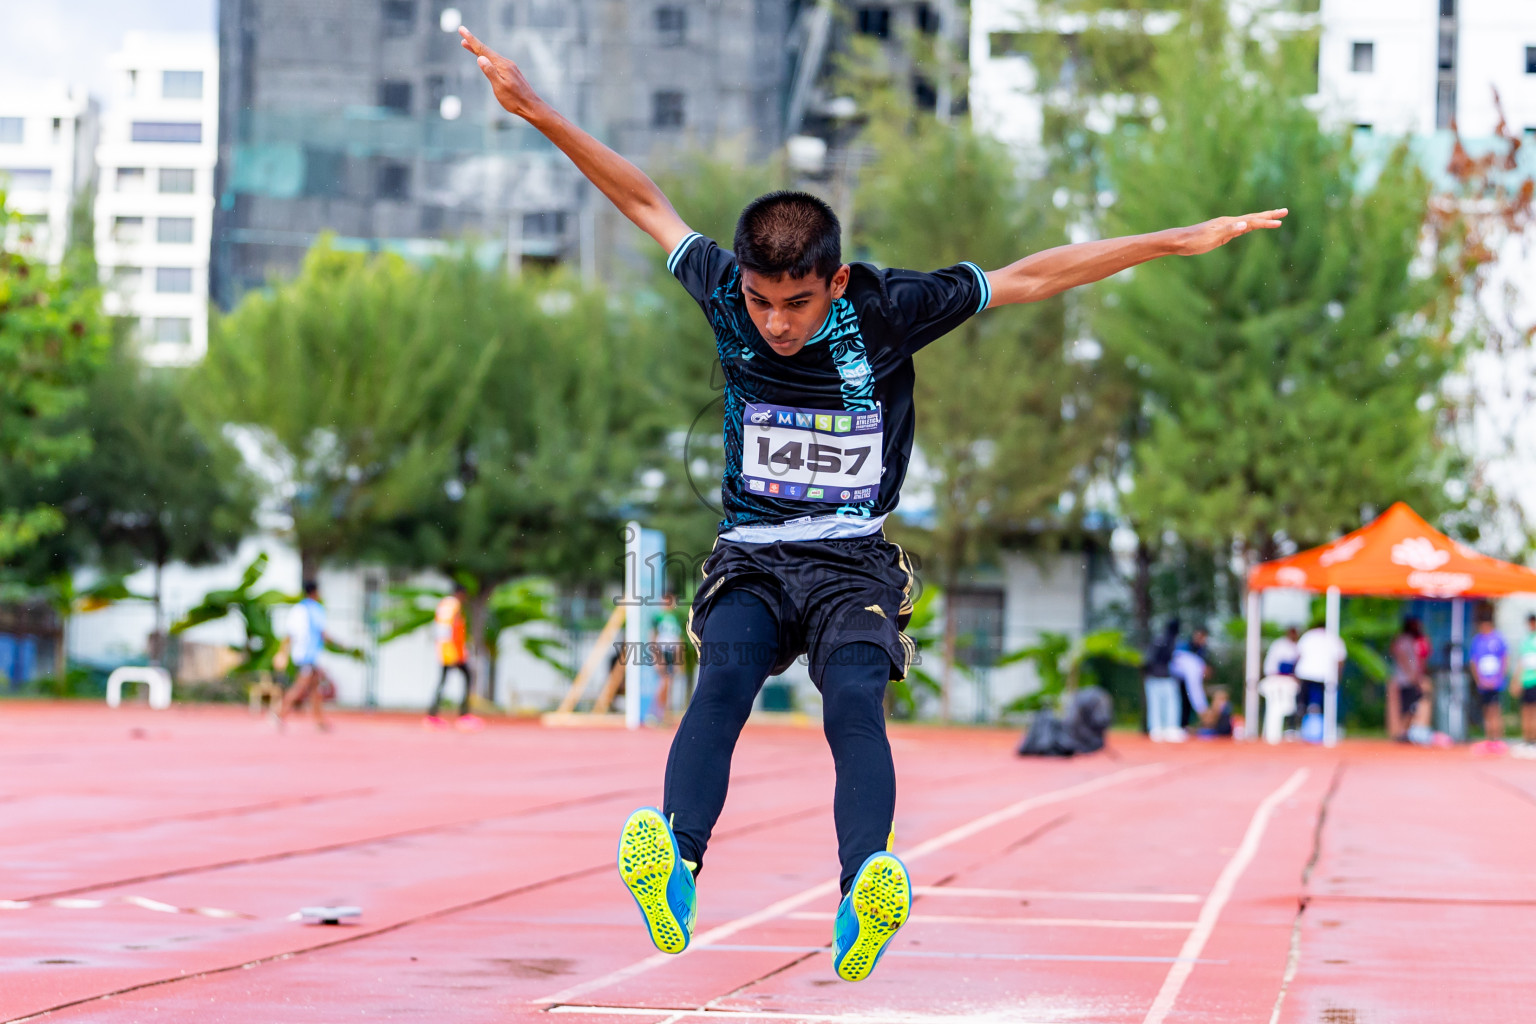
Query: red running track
[{"left": 2, "top": 702, "right": 1533, "bottom": 1023}]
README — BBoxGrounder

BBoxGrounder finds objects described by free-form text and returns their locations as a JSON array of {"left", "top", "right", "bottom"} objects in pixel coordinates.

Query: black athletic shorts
[
  {"left": 1521, "top": 686, "right": 1536, "bottom": 707},
  {"left": 686, "top": 533, "right": 917, "bottom": 686},
  {"left": 1396, "top": 681, "right": 1423, "bottom": 717},
  {"left": 1476, "top": 687, "right": 1505, "bottom": 713}
]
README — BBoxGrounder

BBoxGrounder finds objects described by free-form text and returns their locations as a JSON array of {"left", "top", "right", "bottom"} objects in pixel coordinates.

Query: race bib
[
  {"left": 1523, "top": 651, "right": 1536, "bottom": 670},
  {"left": 742, "top": 402, "right": 883, "bottom": 503},
  {"left": 1477, "top": 654, "right": 1502, "bottom": 678}
]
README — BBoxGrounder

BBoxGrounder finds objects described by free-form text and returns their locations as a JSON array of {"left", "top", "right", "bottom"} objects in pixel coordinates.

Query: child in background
[{"left": 1469, "top": 612, "right": 1508, "bottom": 751}]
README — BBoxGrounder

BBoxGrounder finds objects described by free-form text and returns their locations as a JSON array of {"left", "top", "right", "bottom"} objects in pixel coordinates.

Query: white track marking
[
  {"left": 550, "top": 1006, "right": 1066, "bottom": 1023},
  {"left": 701, "top": 944, "right": 1224, "bottom": 964},
  {"left": 533, "top": 762, "right": 1168, "bottom": 1006},
  {"left": 787, "top": 911, "right": 1194, "bottom": 929},
  {"left": 911, "top": 886, "right": 1200, "bottom": 903},
  {"left": 1141, "top": 768, "right": 1309, "bottom": 1024}
]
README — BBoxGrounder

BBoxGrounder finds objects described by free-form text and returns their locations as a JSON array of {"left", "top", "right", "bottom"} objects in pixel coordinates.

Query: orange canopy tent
[{"left": 1242, "top": 502, "right": 1536, "bottom": 744}]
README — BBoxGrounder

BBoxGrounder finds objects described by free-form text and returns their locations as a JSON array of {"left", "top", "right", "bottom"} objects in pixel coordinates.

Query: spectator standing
[
  {"left": 1468, "top": 612, "right": 1508, "bottom": 749},
  {"left": 1294, "top": 618, "right": 1345, "bottom": 741},
  {"left": 1518, "top": 614, "right": 1536, "bottom": 746},
  {"left": 1388, "top": 617, "right": 1426, "bottom": 742},
  {"left": 1143, "top": 619, "right": 1183, "bottom": 742},
  {"left": 650, "top": 592, "right": 685, "bottom": 723}
]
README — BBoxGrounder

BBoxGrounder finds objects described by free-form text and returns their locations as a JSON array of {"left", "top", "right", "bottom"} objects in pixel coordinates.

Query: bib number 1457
[{"left": 741, "top": 402, "right": 884, "bottom": 503}]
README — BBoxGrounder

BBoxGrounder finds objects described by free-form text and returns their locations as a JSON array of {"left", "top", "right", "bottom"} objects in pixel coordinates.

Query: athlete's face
[{"left": 740, "top": 265, "right": 850, "bottom": 357}]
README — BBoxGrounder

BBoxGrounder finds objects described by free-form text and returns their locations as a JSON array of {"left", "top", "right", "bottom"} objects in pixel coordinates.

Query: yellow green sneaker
[
  {"left": 617, "top": 807, "right": 697, "bottom": 954},
  {"left": 831, "top": 851, "right": 910, "bottom": 982}
]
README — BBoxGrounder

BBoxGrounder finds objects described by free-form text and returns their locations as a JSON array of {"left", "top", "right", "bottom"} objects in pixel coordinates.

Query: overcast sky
[{"left": 0, "top": 0, "right": 215, "bottom": 107}]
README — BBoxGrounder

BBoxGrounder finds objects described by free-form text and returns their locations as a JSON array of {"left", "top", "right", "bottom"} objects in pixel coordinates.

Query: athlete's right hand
[{"left": 460, "top": 26, "right": 542, "bottom": 120}]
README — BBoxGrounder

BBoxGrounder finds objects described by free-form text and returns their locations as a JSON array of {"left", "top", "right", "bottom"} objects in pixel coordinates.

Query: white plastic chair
[
  {"left": 1258, "top": 674, "right": 1298, "bottom": 745},
  {"left": 106, "top": 666, "right": 173, "bottom": 710}
]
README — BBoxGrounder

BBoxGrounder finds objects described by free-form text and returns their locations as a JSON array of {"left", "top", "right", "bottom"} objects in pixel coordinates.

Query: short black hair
[
  {"left": 302, "top": 579, "right": 319, "bottom": 596},
  {"left": 733, "top": 190, "right": 842, "bottom": 283}
]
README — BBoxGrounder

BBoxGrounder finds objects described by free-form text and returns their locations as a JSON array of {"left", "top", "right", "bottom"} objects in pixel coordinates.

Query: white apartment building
[
  {"left": 971, "top": 1, "right": 1536, "bottom": 147},
  {"left": 95, "top": 32, "right": 218, "bottom": 365},
  {"left": 0, "top": 83, "right": 97, "bottom": 266}
]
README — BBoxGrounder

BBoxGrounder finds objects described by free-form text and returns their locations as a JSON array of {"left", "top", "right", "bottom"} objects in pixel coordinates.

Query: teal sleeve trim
[
  {"left": 961, "top": 261, "right": 991, "bottom": 313},
  {"left": 667, "top": 232, "right": 703, "bottom": 275}
]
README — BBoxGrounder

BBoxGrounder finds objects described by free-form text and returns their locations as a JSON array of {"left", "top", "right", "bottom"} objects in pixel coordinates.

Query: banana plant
[
  {"left": 376, "top": 575, "right": 568, "bottom": 687},
  {"left": 999, "top": 629, "right": 1143, "bottom": 715},
  {"left": 170, "top": 553, "right": 298, "bottom": 674}
]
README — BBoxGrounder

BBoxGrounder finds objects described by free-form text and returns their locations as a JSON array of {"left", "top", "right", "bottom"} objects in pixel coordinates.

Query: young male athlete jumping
[{"left": 460, "top": 25, "right": 1285, "bottom": 982}]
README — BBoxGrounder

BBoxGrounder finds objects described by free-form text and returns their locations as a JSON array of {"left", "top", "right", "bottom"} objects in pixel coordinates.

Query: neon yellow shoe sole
[
  {"left": 617, "top": 807, "right": 696, "bottom": 954},
  {"left": 832, "top": 852, "right": 910, "bottom": 982}
]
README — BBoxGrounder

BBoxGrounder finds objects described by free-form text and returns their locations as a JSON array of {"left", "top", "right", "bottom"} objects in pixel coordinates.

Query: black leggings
[
  {"left": 429, "top": 662, "right": 473, "bottom": 716},
  {"left": 662, "top": 589, "right": 896, "bottom": 895}
]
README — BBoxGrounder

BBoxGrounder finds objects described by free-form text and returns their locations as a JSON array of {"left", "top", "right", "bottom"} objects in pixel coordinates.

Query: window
[
  {"left": 657, "top": 6, "right": 686, "bottom": 46},
  {"left": 652, "top": 90, "right": 685, "bottom": 128},
  {"left": 377, "top": 161, "right": 411, "bottom": 200},
  {"left": 158, "top": 217, "right": 195, "bottom": 243},
  {"left": 51, "top": 117, "right": 61, "bottom": 143},
  {"left": 2, "top": 168, "right": 51, "bottom": 191},
  {"left": 426, "top": 74, "right": 447, "bottom": 106},
  {"left": 949, "top": 588, "right": 1005, "bottom": 669},
  {"left": 1351, "top": 42, "right": 1374, "bottom": 74},
  {"left": 0, "top": 117, "right": 22, "bottom": 144},
  {"left": 1440, "top": 0, "right": 1455, "bottom": 17},
  {"left": 117, "top": 167, "right": 147, "bottom": 192},
  {"left": 110, "top": 266, "right": 142, "bottom": 294},
  {"left": 379, "top": 80, "right": 412, "bottom": 113},
  {"left": 522, "top": 211, "right": 568, "bottom": 236},
  {"left": 159, "top": 168, "right": 195, "bottom": 193},
  {"left": 1438, "top": 29, "right": 1455, "bottom": 71},
  {"left": 113, "top": 216, "right": 145, "bottom": 244},
  {"left": 1527, "top": 46, "right": 1536, "bottom": 74},
  {"left": 162, "top": 70, "right": 203, "bottom": 99},
  {"left": 303, "top": 148, "right": 347, "bottom": 197},
  {"left": 153, "top": 317, "right": 192, "bottom": 345},
  {"left": 156, "top": 267, "right": 193, "bottom": 293},
  {"left": 916, "top": 2, "right": 940, "bottom": 34},
  {"left": 132, "top": 121, "right": 203, "bottom": 143},
  {"left": 913, "top": 77, "right": 937, "bottom": 111},
  {"left": 857, "top": 6, "right": 891, "bottom": 38},
  {"left": 383, "top": 0, "right": 416, "bottom": 35}
]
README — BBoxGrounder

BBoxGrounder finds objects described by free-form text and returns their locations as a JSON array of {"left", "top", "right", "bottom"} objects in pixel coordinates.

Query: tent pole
[
  {"left": 1244, "top": 589, "right": 1262, "bottom": 742},
  {"left": 1449, "top": 596, "right": 1465, "bottom": 741},
  {"left": 1324, "top": 586, "right": 1342, "bottom": 746}
]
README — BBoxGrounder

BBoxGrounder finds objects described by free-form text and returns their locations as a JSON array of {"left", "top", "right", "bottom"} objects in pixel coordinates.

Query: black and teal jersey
[{"left": 669, "top": 232, "right": 990, "bottom": 539}]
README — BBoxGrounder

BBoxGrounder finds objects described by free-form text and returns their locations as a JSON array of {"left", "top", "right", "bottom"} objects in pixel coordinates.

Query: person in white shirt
[
  {"left": 1293, "top": 619, "right": 1346, "bottom": 724},
  {"left": 1263, "top": 627, "right": 1300, "bottom": 678}
]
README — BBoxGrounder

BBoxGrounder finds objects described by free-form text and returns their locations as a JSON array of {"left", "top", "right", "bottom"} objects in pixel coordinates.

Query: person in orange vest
[{"left": 426, "top": 585, "right": 482, "bottom": 731}]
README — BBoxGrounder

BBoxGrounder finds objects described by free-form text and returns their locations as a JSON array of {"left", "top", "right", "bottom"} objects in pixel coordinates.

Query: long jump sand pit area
[{"left": 3, "top": 701, "right": 1534, "bottom": 1023}]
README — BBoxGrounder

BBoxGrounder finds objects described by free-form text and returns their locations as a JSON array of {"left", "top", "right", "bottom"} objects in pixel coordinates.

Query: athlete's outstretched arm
[
  {"left": 459, "top": 26, "right": 691, "bottom": 253},
  {"left": 983, "top": 209, "right": 1288, "bottom": 308}
]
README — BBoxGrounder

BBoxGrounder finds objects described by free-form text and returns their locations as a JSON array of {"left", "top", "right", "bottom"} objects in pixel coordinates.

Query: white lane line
[
  {"left": 701, "top": 944, "right": 1225, "bottom": 964},
  {"left": 533, "top": 762, "right": 1168, "bottom": 1006},
  {"left": 787, "top": 911, "right": 1194, "bottom": 929},
  {"left": 912, "top": 886, "right": 1200, "bottom": 903},
  {"left": 1141, "top": 768, "right": 1309, "bottom": 1024},
  {"left": 549, "top": 1006, "right": 1067, "bottom": 1023}
]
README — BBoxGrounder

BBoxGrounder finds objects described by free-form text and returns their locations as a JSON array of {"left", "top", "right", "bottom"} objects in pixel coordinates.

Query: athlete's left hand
[{"left": 1175, "top": 209, "right": 1288, "bottom": 255}]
